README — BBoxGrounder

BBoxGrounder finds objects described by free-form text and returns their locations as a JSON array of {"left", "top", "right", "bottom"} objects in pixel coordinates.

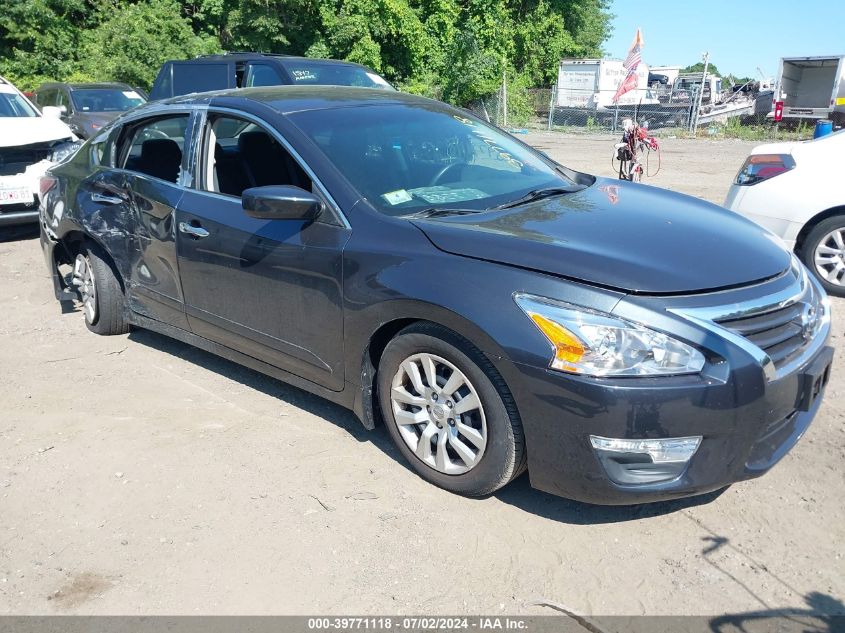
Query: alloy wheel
[
  {"left": 389, "top": 353, "right": 487, "bottom": 475},
  {"left": 72, "top": 253, "right": 97, "bottom": 324},
  {"left": 814, "top": 227, "right": 845, "bottom": 287}
]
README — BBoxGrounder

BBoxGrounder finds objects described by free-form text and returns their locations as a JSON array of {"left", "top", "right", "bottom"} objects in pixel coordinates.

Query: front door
[{"left": 175, "top": 111, "right": 350, "bottom": 391}]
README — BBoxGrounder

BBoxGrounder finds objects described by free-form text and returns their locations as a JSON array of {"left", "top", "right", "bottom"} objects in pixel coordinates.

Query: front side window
[
  {"left": 202, "top": 114, "right": 311, "bottom": 198},
  {"left": 289, "top": 104, "right": 570, "bottom": 216},
  {"left": 120, "top": 115, "right": 189, "bottom": 184},
  {"left": 71, "top": 89, "right": 145, "bottom": 113},
  {"left": 0, "top": 89, "right": 39, "bottom": 117}
]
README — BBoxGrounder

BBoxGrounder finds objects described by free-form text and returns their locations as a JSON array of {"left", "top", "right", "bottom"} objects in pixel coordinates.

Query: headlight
[
  {"left": 514, "top": 293, "right": 706, "bottom": 377},
  {"left": 50, "top": 140, "right": 83, "bottom": 164}
]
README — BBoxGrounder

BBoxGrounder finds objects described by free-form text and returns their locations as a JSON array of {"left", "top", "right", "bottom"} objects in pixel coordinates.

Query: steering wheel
[{"left": 429, "top": 162, "right": 468, "bottom": 186}]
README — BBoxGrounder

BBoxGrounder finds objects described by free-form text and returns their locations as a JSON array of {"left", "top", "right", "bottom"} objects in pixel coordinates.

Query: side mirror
[
  {"left": 241, "top": 185, "right": 323, "bottom": 221},
  {"left": 42, "top": 106, "right": 62, "bottom": 119}
]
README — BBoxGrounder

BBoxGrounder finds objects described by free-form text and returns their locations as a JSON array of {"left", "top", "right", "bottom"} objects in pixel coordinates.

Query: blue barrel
[{"left": 814, "top": 120, "right": 833, "bottom": 138}]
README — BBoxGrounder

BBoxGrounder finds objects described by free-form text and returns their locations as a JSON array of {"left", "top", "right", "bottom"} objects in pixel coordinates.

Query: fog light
[{"left": 590, "top": 435, "right": 701, "bottom": 462}]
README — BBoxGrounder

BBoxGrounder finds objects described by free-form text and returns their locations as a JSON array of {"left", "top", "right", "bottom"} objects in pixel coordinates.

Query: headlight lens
[
  {"left": 514, "top": 293, "right": 705, "bottom": 377},
  {"left": 50, "top": 140, "right": 83, "bottom": 164}
]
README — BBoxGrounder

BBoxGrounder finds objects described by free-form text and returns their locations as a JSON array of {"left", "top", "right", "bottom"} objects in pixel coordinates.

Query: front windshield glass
[
  {"left": 283, "top": 62, "right": 394, "bottom": 89},
  {"left": 0, "top": 91, "right": 39, "bottom": 117},
  {"left": 71, "top": 88, "right": 145, "bottom": 112},
  {"left": 290, "top": 104, "right": 570, "bottom": 215}
]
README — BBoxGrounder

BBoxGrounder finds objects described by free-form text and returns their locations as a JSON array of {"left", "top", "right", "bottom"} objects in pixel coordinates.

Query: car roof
[
  {"left": 173, "top": 53, "right": 370, "bottom": 70},
  {"left": 38, "top": 82, "right": 134, "bottom": 90},
  {"left": 162, "top": 86, "right": 441, "bottom": 115}
]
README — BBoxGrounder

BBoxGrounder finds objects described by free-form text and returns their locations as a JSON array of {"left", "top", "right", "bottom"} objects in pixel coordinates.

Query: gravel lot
[{"left": 1, "top": 134, "right": 843, "bottom": 617}]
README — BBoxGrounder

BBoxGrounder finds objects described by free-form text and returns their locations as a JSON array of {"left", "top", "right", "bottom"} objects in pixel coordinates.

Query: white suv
[{"left": 0, "top": 75, "right": 79, "bottom": 227}]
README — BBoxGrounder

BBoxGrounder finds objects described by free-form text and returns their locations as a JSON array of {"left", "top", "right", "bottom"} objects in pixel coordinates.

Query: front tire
[
  {"left": 377, "top": 323, "right": 526, "bottom": 497},
  {"left": 800, "top": 216, "right": 845, "bottom": 297},
  {"left": 71, "top": 243, "right": 129, "bottom": 335}
]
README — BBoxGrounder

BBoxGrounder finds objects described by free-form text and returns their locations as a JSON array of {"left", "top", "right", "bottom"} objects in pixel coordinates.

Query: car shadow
[
  {"left": 493, "top": 473, "right": 728, "bottom": 524},
  {"left": 128, "top": 326, "right": 727, "bottom": 523},
  {"left": 126, "top": 327, "right": 402, "bottom": 453}
]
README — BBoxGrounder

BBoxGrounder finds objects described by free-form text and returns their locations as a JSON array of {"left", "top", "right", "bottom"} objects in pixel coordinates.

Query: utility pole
[{"left": 691, "top": 51, "right": 710, "bottom": 136}]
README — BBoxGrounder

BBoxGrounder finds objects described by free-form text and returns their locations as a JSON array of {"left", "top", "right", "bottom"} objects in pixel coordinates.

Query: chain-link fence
[{"left": 547, "top": 86, "right": 696, "bottom": 133}]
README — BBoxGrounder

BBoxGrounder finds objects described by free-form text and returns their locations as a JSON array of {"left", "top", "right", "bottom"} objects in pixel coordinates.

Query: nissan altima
[{"left": 39, "top": 87, "right": 833, "bottom": 504}]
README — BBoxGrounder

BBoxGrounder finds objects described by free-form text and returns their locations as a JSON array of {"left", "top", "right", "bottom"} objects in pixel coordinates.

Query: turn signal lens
[{"left": 528, "top": 313, "right": 585, "bottom": 367}]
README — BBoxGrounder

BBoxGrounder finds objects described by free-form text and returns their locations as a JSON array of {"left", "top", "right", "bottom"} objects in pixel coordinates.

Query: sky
[{"left": 606, "top": 0, "right": 844, "bottom": 79}]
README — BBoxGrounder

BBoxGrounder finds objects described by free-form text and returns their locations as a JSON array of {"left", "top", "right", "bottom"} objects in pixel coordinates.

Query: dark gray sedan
[
  {"left": 33, "top": 82, "right": 146, "bottom": 139},
  {"left": 38, "top": 87, "right": 833, "bottom": 504}
]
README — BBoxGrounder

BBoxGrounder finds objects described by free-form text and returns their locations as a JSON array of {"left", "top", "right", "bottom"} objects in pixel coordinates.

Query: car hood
[
  {"left": 75, "top": 111, "right": 121, "bottom": 128},
  {"left": 411, "top": 178, "right": 792, "bottom": 294},
  {"left": 0, "top": 116, "right": 75, "bottom": 147}
]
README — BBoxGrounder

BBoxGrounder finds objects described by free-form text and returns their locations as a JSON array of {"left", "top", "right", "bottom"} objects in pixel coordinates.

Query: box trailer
[
  {"left": 774, "top": 55, "right": 845, "bottom": 124},
  {"left": 556, "top": 59, "right": 656, "bottom": 112}
]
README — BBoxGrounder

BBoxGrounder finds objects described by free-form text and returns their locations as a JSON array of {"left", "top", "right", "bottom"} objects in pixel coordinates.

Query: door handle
[
  {"left": 179, "top": 222, "right": 210, "bottom": 239},
  {"left": 91, "top": 192, "right": 125, "bottom": 205}
]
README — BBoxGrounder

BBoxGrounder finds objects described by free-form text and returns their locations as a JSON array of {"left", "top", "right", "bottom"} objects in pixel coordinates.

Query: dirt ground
[{"left": 1, "top": 134, "right": 843, "bottom": 617}]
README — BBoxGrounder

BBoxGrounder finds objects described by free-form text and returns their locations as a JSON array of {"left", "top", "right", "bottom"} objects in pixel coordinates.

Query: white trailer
[
  {"left": 556, "top": 59, "right": 656, "bottom": 112},
  {"left": 774, "top": 55, "right": 845, "bottom": 124}
]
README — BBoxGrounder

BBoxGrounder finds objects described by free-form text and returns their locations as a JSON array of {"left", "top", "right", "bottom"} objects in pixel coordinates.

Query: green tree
[{"left": 79, "top": 0, "right": 219, "bottom": 89}]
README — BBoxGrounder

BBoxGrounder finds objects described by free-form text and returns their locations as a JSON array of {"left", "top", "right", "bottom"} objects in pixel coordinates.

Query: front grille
[
  {"left": 716, "top": 302, "right": 809, "bottom": 368},
  {"left": 0, "top": 144, "right": 53, "bottom": 176}
]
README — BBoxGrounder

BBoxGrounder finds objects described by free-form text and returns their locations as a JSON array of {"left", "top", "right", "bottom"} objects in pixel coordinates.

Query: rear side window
[
  {"left": 119, "top": 115, "right": 189, "bottom": 184},
  {"left": 245, "top": 63, "right": 283, "bottom": 87},
  {"left": 171, "top": 62, "right": 232, "bottom": 97}
]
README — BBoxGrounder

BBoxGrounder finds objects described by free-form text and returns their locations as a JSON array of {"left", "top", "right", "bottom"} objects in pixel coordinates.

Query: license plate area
[
  {"left": 0, "top": 177, "right": 33, "bottom": 206},
  {"left": 796, "top": 346, "right": 834, "bottom": 412}
]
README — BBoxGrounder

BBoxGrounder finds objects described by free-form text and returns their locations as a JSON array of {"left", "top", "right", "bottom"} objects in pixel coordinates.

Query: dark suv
[
  {"left": 149, "top": 53, "right": 393, "bottom": 101},
  {"left": 33, "top": 82, "right": 146, "bottom": 139}
]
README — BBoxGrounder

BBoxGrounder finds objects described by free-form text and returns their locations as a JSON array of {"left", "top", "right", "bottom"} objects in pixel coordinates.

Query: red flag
[{"left": 613, "top": 69, "right": 639, "bottom": 103}]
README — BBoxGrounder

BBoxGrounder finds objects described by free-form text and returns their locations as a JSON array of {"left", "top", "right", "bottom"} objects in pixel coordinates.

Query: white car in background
[
  {"left": 724, "top": 129, "right": 845, "bottom": 297},
  {"left": 0, "top": 75, "right": 80, "bottom": 227}
]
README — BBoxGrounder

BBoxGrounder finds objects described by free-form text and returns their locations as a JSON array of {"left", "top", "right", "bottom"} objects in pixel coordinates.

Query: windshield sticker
[
  {"left": 122, "top": 91, "right": 141, "bottom": 99},
  {"left": 406, "top": 186, "right": 487, "bottom": 204},
  {"left": 382, "top": 189, "right": 414, "bottom": 205},
  {"left": 291, "top": 69, "right": 318, "bottom": 82}
]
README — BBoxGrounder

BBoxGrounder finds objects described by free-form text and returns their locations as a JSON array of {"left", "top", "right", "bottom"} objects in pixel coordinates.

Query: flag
[
  {"left": 623, "top": 28, "right": 644, "bottom": 71},
  {"left": 613, "top": 70, "right": 639, "bottom": 103},
  {"left": 614, "top": 28, "right": 644, "bottom": 103}
]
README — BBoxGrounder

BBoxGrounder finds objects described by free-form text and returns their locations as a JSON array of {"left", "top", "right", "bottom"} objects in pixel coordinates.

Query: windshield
[
  {"left": 282, "top": 62, "right": 394, "bottom": 90},
  {"left": 289, "top": 104, "right": 570, "bottom": 215},
  {"left": 0, "top": 91, "right": 39, "bottom": 117},
  {"left": 70, "top": 88, "right": 145, "bottom": 112}
]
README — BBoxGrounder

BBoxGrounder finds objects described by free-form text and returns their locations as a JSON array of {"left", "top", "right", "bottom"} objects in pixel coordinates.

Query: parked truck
[
  {"left": 773, "top": 55, "right": 845, "bottom": 125},
  {"left": 556, "top": 59, "right": 657, "bottom": 112}
]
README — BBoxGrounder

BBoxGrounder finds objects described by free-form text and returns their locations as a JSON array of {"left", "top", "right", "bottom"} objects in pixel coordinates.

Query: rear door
[
  {"left": 174, "top": 109, "right": 350, "bottom": 390},
  {"left": 110, "top": 111, "right": 198, "bottom": 328}
]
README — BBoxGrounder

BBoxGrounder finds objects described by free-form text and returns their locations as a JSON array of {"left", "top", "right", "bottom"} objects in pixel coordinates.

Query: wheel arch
[
  {"left": 794, "top": 205, "right": 845, "bottom": 254},
  {"left": 55, "top": 228, "right": 127, "bottom": 294},
  {"left": 350, "top": 300, "right": 516, "bottom": 431}
]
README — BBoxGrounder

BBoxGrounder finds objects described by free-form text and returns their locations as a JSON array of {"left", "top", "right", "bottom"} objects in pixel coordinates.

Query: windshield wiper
[
  {"left": 489, "top": 185, "right": 584, "bottom": 210},
  {"left": 403, "top": 207, "right": 484, "bottom": 219}
]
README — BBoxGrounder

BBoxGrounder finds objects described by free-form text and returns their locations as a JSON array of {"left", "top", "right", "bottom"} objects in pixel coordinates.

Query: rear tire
[
  {"left": 799, "top": 215, "right": 845, "bottom": 297},
  {"left": 72, "top": 243, "right": 129, "bottom": 335},
  {"left": 377, "top": 322, "right": 526, "bottom": 497}
]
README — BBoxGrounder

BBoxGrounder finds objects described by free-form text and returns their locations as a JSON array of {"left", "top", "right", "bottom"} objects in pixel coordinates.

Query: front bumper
[
  {"left": 0, "top": 158, "right": 53, "bottom": 227},
  {"left": 0, "top": 203, "right": 40, "bottom": 227},
  {"left": 505, "top": 267, "right": 833, "bottom": 505}
]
